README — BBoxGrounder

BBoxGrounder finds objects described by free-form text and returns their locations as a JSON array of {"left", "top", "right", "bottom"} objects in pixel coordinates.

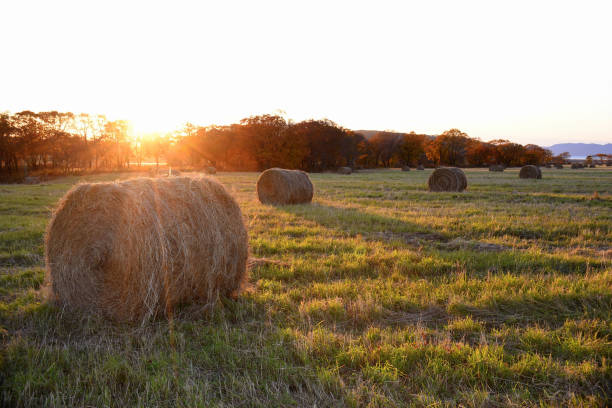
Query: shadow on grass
[
  {"left": 278, "top": 202, "right": 448, "bottom": 242},
  {"left": 271, "top": 203, "right": 604, "bottom": 278}
]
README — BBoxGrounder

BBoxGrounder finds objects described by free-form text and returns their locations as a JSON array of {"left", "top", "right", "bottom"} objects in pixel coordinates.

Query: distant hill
[{"left": 546, "top": 143, "right": 612, "bottom": 157}]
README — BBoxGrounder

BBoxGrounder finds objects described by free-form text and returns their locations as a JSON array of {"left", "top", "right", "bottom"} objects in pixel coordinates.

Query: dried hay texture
[
  {"left": 488, "top": 165, "right": 505, "bottom": 172},
  {"left": 205, "top": 166, "right": 217, "bottom": 174},
  {"left": 256, "top": 168, "right": 313, "bottom": 205},
  {"left": 401, "top": 166, "right": 410, "bottom": 172},
  {"left": 338, "top": 167, "right": 352, "bottom": 175},
  {"left": 417, "top": 165, "right": 425, "bottom": 170},
  {"left": 428, "top": 167, "right": 467, "bottom": 192},
  {"left": 45, "top": 176, "right": 249, "bottom": 323},
  {"left": 519, "top": 165, "right": 542, "bottom": 179}
]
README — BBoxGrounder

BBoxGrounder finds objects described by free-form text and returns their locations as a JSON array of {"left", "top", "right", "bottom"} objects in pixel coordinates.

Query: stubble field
[{"left": 1, "top": 168, "right": 611, "bottom": 407}]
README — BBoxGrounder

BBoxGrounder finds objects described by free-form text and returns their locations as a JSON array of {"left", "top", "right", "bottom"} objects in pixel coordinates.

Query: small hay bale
[
  {"left": 45, "top": 176, "right": 248, "bottom": 323},
  {"left": 204, "top": 166, "right": 217, "bottom": 175},
  {"left": 23, "top": 176, "right": 41, "bottom": 184},
  {"left": 256, "top": 168, "right": 313, "bottom": 205},
  {"left": 519, "top": 165, "right": 541, "bottom": 179},
  {"left": 488, "top": 165, "right": 504, "bottom": 172},
  {"left": 338, "top": 167, "right": 352, "bottom": 175},
  {"left": 416, "top": 165, "right": 425, "bottom": 170},
  {"left": 428, "top": 167, "right": 467, "bottom": 192},
  {"left": 401, "top": 166, "right": 410, "bottom": 172}
]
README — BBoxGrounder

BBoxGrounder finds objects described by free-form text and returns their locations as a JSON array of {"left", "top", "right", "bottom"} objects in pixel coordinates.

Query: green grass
[{"left": 1, "top": 167, "right": 611, "bottom": 407}]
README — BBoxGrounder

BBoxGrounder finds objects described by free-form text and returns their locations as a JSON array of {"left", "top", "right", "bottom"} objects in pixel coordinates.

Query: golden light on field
[{"left": 2, "top": 0, "right": 611, "bottom": 144}]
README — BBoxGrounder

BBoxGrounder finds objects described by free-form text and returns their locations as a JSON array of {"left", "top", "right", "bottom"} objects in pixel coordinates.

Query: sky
[{"left": 2, "top": 0, "right": 611, "bottom": 145}]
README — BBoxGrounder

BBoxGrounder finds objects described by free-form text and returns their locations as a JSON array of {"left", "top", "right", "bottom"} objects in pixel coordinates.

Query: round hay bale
[
  {"left": 450, "top": 168, "right": 468, "bottom": 191},
  {"left": 519, "top": 165, "right": 541, "bottom": 179},
  {"left": 337, "top": 167, "right": 352, "bottom": 175},
  {"left": 555, "top": 164, "right": 564, "bottom": 169},
  {"left": 204, "top": 166, "right": 216, "bottom": 175},
  {"left": 256, "top": 168, "right": 313, "bottom": 205},
  {"left": 416, "top": 165, "right": 425, "bottom": 170},
  {"left": 23, "top": 176, "right": 41, "bottom": 184},
  {"left": 45, "top": 176, "right": 248, "bottom": 323},
  {"left": 488, "top": 165, "right": 504, "bottom": 172},
  {"left": 401, "top": 166, "right": 410, "bottom": 172},
  {"left": 428, "top": 167, "right": 467, "bottom": 192}
]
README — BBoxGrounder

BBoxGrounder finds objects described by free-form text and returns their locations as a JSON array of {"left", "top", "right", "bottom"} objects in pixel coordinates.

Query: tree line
[{"left": 2, "top": 111, "right": 569, "bottom": 177}]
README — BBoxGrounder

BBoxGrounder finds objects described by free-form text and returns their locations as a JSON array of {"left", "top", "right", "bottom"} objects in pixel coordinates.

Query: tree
[
  {"left": 494, "top": 141, "right": 525, "bottom": 166},
  {"left": 523, "top": 144, "right": 552, "bottom": 165},
  {"left": 143, "top": 133, "right": 170, "bottom": 171},
  {"left": 397, "top": 132, "right": 426, "bottom": 166},
  {"left": 595, "top": 153, "right": 607, "bottom": 164},
  {"left": 426, "top": 129, "right": 470, "bottom": 166},
  {"left": 103, "top": 120, "right": 130, "bottom": 168},
  {"left": 369, "top": 131, "right": 402, "bottom": 167},
  {"left": 465, "top": 140, "right": 496, "bottom": 166},
  {"left": 292, "top": 119, "right": 345, "bottom": 171}
]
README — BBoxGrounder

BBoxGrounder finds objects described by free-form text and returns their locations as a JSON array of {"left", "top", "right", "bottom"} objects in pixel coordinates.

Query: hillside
[{"left": 546, "top": 143, "right": 612, "bottom": 156}]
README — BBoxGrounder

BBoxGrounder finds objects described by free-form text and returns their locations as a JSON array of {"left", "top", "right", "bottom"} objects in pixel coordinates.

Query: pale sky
[{"left": 2, "top": 0, "right": 611, "bottom": 144}]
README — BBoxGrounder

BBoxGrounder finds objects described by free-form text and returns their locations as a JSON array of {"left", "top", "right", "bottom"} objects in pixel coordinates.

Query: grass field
[{"left": 1, "top": 168, "right": 611, "bottom": 407}]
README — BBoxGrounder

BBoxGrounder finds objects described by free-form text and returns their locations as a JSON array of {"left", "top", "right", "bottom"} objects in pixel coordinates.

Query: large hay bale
[
  {"left": 489, "top": 165, "right": 504, "bottom": 172},
  {"left": 256, "top": 168, "right": 313, "bottom": 205},
  {"left": 45, "top": 176, "right": 248, "bottom": 323},
  {"left": 338, "top": 167, "right": 352, "bottom": 175},
  {"left": 428, "top": 167, "right": 467, "bottom": 192},
  {"left": 204, "top": 166, "right": 216, "bottom": 175},
  {"left": 401, "top": 166, "right": 410, "bottom": 172},
  {"left": 519, "top": 165, "right": 541, "bottom": 179},
  {"left": 416, "top": 165, "right": 425, "bottom": 170}
]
